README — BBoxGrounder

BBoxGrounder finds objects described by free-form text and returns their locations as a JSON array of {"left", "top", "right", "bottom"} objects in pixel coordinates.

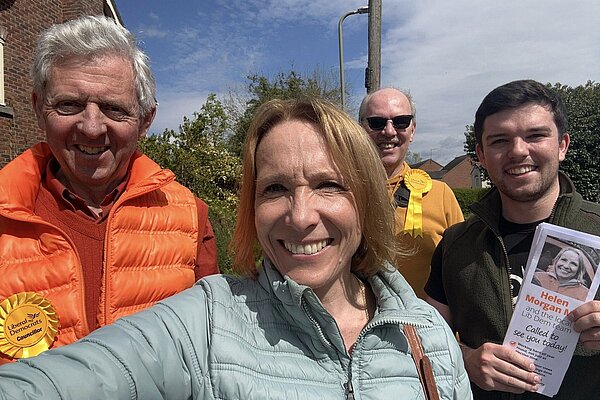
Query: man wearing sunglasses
[{"left": 359, "top": 87, "right": 463, "bottom": 299}]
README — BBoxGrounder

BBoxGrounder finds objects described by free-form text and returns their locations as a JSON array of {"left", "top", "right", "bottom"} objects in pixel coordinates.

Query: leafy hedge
[{"left": 452, "top": 188, "right": 490, "bottom": 217}]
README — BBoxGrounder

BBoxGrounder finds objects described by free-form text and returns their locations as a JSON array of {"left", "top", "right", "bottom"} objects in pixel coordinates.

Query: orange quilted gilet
[{"left": 0, "top": 143, "right": 198, "bottom": 364}]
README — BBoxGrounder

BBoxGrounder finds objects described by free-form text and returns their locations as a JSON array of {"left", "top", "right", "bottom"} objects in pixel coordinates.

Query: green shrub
[
  {"left": 208, "top": 208, "right": 237, "bottom": 276},
  {"left": 452, "top": 188, "right": 489, "bottom": 218}
]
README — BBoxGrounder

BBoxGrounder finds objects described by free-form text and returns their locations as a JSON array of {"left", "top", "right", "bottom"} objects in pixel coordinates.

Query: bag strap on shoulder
[{"left": 403, "top": 324, "right": 440, "bottom": 400}]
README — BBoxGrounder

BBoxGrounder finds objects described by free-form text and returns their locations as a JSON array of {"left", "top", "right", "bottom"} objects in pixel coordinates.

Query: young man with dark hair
[{"left": 425, "top": 79, "right": 600, "bottom": 399}]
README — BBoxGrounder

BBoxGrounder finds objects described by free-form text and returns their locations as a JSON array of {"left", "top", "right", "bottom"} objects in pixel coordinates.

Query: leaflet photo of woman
[{"left": 533, "top": 242, "right": 596, "bottom": 302}]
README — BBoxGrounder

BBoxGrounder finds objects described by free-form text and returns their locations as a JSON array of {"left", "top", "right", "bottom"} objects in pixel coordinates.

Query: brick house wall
[
  {"left": 412, "top": 158, "right": 443, "bottom": 172},
  {"left": 440, "top": 156, "right": 475, "bottom": 188},
  {"left": 0, "top": 0, "right": 120, "bottom": 166}
]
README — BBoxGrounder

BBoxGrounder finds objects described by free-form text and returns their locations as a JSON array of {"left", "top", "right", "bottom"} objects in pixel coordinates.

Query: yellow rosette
[
  {"left": 0, "top": 292, "right": 59, "bottom": 359},
  {"left": 402, "top": 169, "right": 432, "bottom": 237}
]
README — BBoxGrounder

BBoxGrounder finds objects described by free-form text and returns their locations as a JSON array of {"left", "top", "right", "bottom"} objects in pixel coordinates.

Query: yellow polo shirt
[{"left": 388, "top": 162, "right": 464, "bottom": 299}]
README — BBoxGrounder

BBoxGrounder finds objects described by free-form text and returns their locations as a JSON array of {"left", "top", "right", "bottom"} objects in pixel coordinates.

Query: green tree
[
  {"left": 463, "top": 124, "right": 477, "bottom": 161},
  {"left": 552, "top": 81, "right": 600, "bottom": 203},
  {"left": 452, "top": 187, "right": 489, "bottom": 217},
  {"left": 139, "top": 94, "right": 241, "bottom": 273},
  {"left": 226, "top": 69, "right": 342, "bottom": 156},
  {"left": 463, "top": 124, "right": 489, "bottom": 183},
  {"left": 463, "top": 81, "right": 600, "bottom": 202}
]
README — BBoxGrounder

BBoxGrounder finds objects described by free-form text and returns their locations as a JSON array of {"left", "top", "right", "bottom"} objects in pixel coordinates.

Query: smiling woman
[
  {"left": 533, "top": 246, "right": 590, "bottom": 301},
  {"left": 234, "top": 98, "right": 396, "bottom": 278},
  {"left": 253, "top": 120, "right": 363, "bottom": 300},
  {"left": 0, "top": 98, "right": 472, "bottom": 400},
  {"left": 234, "top": 99, "right": 395, "bottom": 354}
]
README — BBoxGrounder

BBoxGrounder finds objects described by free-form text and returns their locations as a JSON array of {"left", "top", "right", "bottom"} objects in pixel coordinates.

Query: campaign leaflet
[{"left": 503, "top": 223, "right": 600, "bottom": 397}]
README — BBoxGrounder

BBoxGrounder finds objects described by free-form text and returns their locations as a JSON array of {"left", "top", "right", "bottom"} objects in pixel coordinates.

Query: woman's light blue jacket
[{"left": 0, "top": 261, "right": 471, "bottom": 399}]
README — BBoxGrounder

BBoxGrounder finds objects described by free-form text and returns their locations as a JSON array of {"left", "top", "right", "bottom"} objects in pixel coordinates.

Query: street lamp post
[
  {"left": 338, "top": 6, "right": 368, "bottom": 111},
  {"left": 367, "top": 0, "right": 382, "bottom": 93}
]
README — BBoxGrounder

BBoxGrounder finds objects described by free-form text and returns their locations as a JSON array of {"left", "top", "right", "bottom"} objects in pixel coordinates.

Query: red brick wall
[
  {"left": 0, "top": 0, "right": 108, "bottom": 166},
  {"left": 417, "top": 159, "right": 442, "bottom": 172},
  {"left": 441, "top": 158, "right": 474, "bottom": 188}
]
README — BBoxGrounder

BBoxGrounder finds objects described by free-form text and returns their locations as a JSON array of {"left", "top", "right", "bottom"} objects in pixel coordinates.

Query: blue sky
[{"left": 117, "top": 0, "right": 600, "bottom": 164}]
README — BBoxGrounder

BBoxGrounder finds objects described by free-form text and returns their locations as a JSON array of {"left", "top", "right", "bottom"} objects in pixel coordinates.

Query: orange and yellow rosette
[
  {"left": 402, "top": 169, "right": 432, "bottom": 237},
  {"left": 0, "top": 292, "right": 59, "bottom": 359}
]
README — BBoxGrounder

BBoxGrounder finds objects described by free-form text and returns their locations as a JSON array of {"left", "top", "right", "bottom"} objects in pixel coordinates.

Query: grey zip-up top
[{"left": 0, "top": 260, "right": 471, "bottom": 399}]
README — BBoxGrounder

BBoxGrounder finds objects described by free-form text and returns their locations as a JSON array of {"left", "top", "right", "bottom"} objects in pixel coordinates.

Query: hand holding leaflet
[{"left": 503, "top": 223, "right": 600, "bottom": 397}]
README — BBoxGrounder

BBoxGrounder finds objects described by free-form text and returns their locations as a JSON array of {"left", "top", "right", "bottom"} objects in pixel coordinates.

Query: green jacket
[{"left": 430, "top": 173, "right": 600, "bottom": 400}]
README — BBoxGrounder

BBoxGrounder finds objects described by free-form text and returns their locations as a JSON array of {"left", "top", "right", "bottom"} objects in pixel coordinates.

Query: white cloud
[
  {"left": 363, "top": 0, "right": 600, "bottom": 163},
  {"left": 137, "top": 26, "right": 168, "bottom": 39},
  {"left": 123, "top": 0, "right": 600, "bottom": 164},
  {"left": 132, "top": 1, "right": 368, "bottom": 125}
]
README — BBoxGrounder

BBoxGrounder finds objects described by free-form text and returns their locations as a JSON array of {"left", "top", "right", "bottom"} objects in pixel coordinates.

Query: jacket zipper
[
  {"left": 344, "top": 319, "right": 432, "bottom": 399},
  {"left": 497, "top": 233, "right": 515, "bottom": 309},
  {"left": 344, "top": 377, "right": 355, "bottom": 400},
  {"left": 493, "top": 196, "right": 561, "bottom": 312},
  {"left": 302, "top": 294, "right": 433, "bottom": 399},
  {"left": 300, "top": 299, "right": 333, "bottom": 348},
  {"left": 302, "top": 298, "right": 355, "bottom": 397}
]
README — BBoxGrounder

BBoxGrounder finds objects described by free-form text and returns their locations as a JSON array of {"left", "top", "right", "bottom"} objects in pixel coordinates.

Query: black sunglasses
[{"left": 365, "top": 115, "right": 413, "bottom": 130}]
